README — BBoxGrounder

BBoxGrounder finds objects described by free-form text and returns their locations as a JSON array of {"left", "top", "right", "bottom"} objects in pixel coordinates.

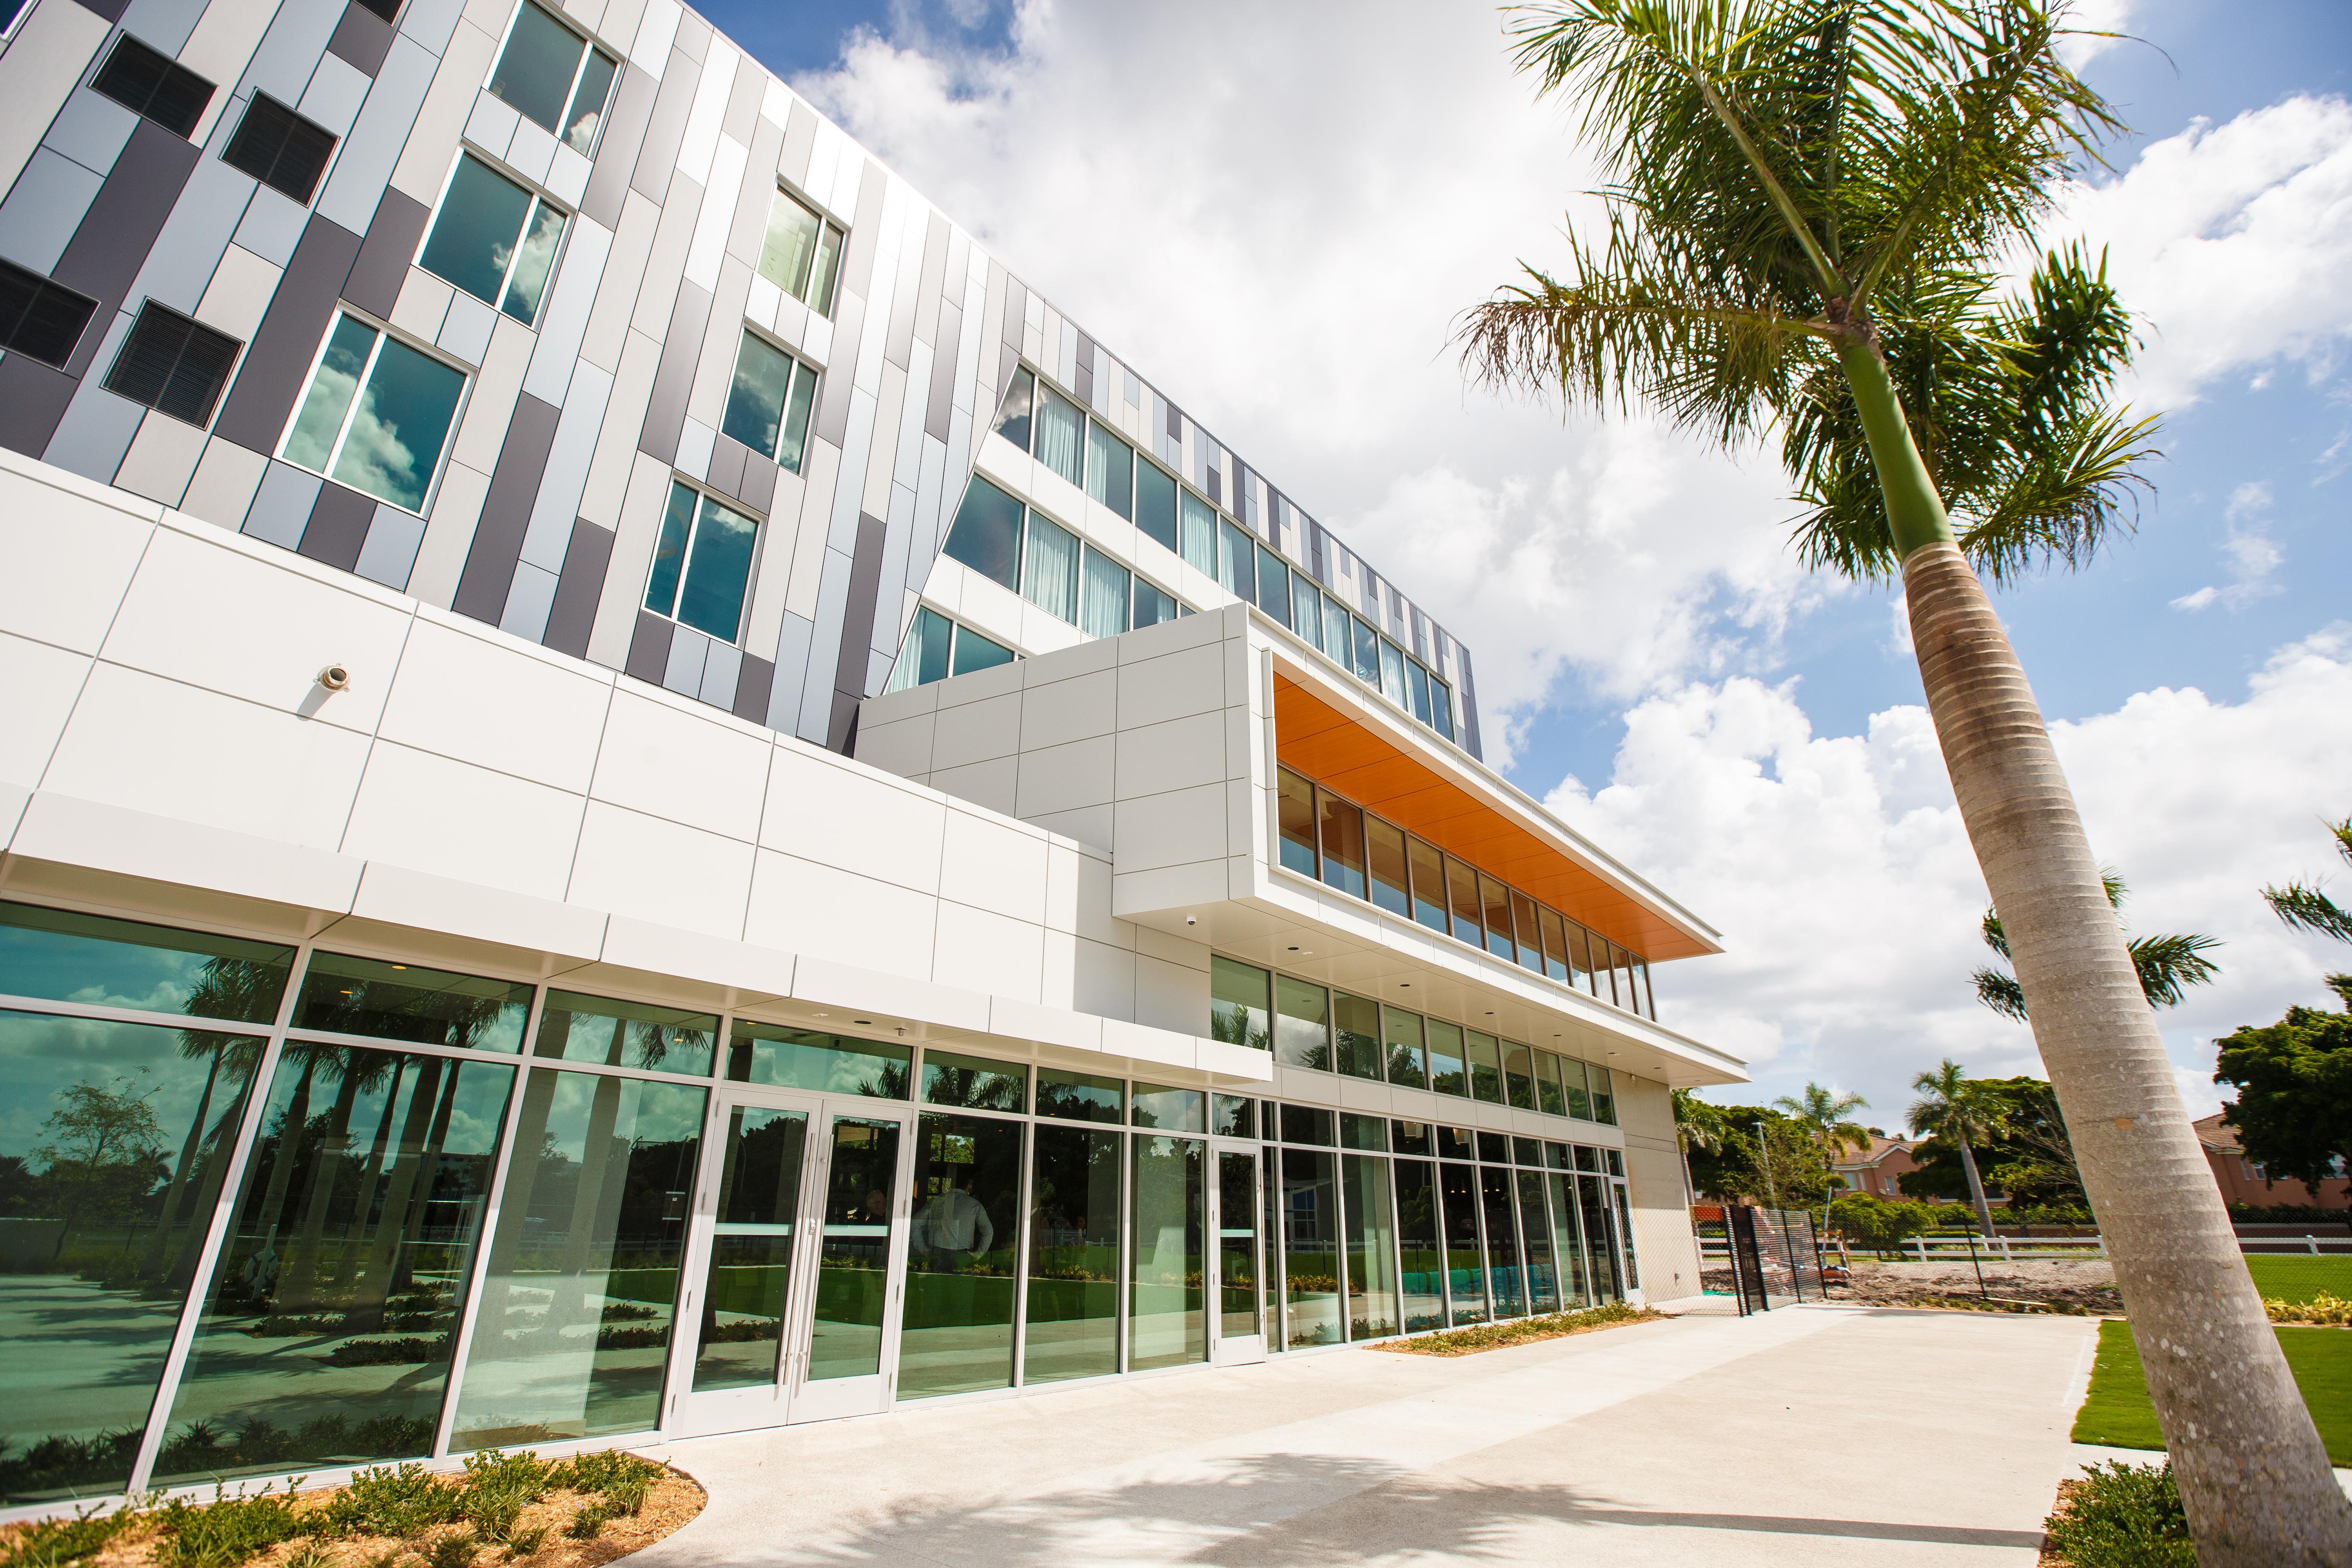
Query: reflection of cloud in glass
[
  {"left": 501, "top": 201, "right": 564, "bottom": 323},
  {"left": 563, "top": 109, "right": 601, "bottom": 156},
  {"left": 332, "top": 384, "right": 422, "bottom": 509},
  {"left": 330, "top": 339, "right": 465, "bottom": 513},
  {"left": 284, "top": 317, "right": 375, "bottom": 472}
]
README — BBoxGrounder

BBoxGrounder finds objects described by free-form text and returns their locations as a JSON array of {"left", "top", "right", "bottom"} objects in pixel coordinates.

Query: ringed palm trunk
[{"left": 1840, "top": 341, "right": 2352, "bottom": 1558}]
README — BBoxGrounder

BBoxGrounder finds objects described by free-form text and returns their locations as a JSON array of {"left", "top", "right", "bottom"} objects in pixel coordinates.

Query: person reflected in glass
[{"left": 913, "top": 1173, "right": 995, "bottom": 1269}]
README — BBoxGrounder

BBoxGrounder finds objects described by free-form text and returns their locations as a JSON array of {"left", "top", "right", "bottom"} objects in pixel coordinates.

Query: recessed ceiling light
[
  {"left": 1287, "top": 946, "right": 1299, "bottom": 951},
  {"left": 855, "top": 1019, "right": 872, "bottom": 1026},
  {"left": 1398, "top": 982, "right": 1411, "bottom": 988}
]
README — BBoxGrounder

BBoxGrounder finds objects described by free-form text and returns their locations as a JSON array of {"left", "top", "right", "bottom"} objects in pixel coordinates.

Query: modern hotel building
[{"left": 0, "top": 0, "right": 1746, "bottom": 1515}]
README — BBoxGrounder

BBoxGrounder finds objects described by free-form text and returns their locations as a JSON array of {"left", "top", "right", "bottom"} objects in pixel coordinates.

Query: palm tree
[
  {"left": 2265, "top": 814, "right": 2352, "bottom": 1008},
  {"left": 1906, "top": 1061, "right": 2008, "bottom": 1238},
  {"left": 1460, "top": 3, "right": 2342, "bottom": 1551},
  {"left": 1774, "top": 1083, "right": 1870, "bottom": 1245},
  {"left": 1671, "top": 1087, "right": 1732, "bottom": 1202},
  {"left": 1975, "top": 872, "right": 2220, "bottom": 1019}
]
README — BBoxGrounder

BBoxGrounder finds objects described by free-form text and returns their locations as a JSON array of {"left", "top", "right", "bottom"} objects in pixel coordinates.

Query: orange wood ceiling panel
[{"left": 1273, "top": 674, "right": 1713, "bottom": 962}]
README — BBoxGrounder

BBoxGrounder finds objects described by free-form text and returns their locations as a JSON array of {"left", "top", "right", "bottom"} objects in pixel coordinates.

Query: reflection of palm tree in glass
[
  {"left": 284, "top": 1048, "right": 402, "bottom": 1306},
  {"left": 145, "top": 1023, "right": 268, "bottom": 1283},
  {"left": 343, "top": 1056, "right": 451, "bottom": 1334}
]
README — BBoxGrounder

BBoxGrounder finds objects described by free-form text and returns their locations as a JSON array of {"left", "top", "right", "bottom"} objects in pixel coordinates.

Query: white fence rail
[{"left": 1699, "top": 1233, "right": 2352, "bottom": 1263}]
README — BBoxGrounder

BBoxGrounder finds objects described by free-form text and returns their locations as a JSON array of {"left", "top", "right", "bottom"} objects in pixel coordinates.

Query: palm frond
[
  {"left": 2127, "top": 931, "right": 2222, "bottom": 1008},
  {"left": 2265, "top": 884, "right": 2352, "bottom": 945},
  {"left": 1981, "top": 907, "right": 2009, "bottom": 958},
  {"left": 1973, "top": 965, "right": 2029, "bottom": 1020}
]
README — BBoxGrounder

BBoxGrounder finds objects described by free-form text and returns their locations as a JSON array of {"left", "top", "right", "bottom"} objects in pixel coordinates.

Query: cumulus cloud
[
  {"left": 2046, "top": 94, "right": 2352, "bottom": 411},
  {"left": 1550, "top": 627, "right": 2352, "bottom": 1121},
  {"left": 2170, "top": 480, "right": 2284, "bottom": 611}
]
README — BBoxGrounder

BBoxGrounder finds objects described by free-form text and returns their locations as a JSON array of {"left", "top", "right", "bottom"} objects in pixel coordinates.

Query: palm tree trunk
[
  {"left": 1954, "top": 1138, "right": 1997, "bottom": 1240},
  {"left": 1902, "top": 540, "right": 2351, "bottom": 1560},
  {"left": 1832, "top": 333, "right": 2352, "bottom": 1558}
]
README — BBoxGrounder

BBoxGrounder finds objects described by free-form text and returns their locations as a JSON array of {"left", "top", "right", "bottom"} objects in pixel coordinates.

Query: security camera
[
  {"left": 316, "top": 664, "right": 351, "bottom": 691},
  {"left": 1185, "top": 915, "right": 1197, "bottom": 926}
]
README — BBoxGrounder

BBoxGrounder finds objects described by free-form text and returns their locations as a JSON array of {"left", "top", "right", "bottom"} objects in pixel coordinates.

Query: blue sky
[{"left": 699, "top": 0, "right": 2352, "bottom": 1123}]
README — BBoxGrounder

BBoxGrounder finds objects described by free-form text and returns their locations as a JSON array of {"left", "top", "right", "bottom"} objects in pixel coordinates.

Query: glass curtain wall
[
  {"left": 1279, "top": 1147, "right": 1341, "bottom": 1348},
  {"left": 1025, "top": 1111, "right": 1121, "bottom": 1384},
  {"left": 1516, "top": 1170, "right": 1559, "bottom": 1313},
  {"left": 1339, "top": 1154, "right": 1398, "bottom": 1340},
  {"left": 1392, "top": 1157, "right": 1445, "bottom": 1333},
  {"left": 1438, "top": 1161, "right": 1486, "bottom": 1326},
  {"left": 899, "top": 1111, "right": 1022, "bottom": 1398},
  {"left": 687, "top": 1103, "right": 806, "bottom": 1392},
  {"left": 1128, "top": 1134, "right": 1204, "bottom": 1369}
]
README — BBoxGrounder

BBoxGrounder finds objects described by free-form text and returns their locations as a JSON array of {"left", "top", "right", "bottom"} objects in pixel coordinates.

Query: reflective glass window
[
  {"left": 1503, "top": 1041, "right": 1535, "bottom": 1111},
  {"left": 1351, "top": 617, "right": 1380, "bottom": 683},
  {"left": 1613, "top": 1180, "right": 1641, "bottom": 1292},
  {"left": 1394, "top": 1159, "right": 1444, "bottom": 1333},
  {"left": 1025, "top": 1123, "right": 1120, "bottom": 1382},
  {"left": 941, "top": 475, "right": 1024, "bottom": 592},
  {"left": 1407, "top": 660, "right": 1432, "bottom": 725},
  {"left": 1021, "top": 511, "right": 1080, "bottom": 623},
  {"left": 1211, "top": 1095, "right": 1256, "bottom": 1139},
  {"left": 1564, "top": 920, "right": 1597, "bottom": 993},
  {"left": 991, "top": 367, "right": 1033, "bottom": 451},
  {"left": 1560, "top": 1055, "right": 1592, "bottom": 1120},
  {"left": 1035, "top": 1067, "right": 1122, "bottom": 1124},
  {"left": 1392, "top": 1120, "right": 1434, "bottom": 1156},
  {"left": 1425, "top": 1019, "right": 1467, "bottom": 1098},
  {"left": 1078, "top": 544, "right": 1131, "bottom": 638},
  {"left": 1365, "top": 817, "right": 1409, "bottom": 917},
  {"left": 419, "top": 154, "right": 566, "bottom": 325},
  {"left": 1538, "top": 907, "right": 1572, "bottom": 984},
  {"left": 1290, "top": 572, "right": 1320, "bottom": 641},
  {"left": 1514, "top": 1136, "right": 1545, "bottom": 1167},
  {"left": 293, "top": 952, "right": 529, "bottom": 1051},
  {"left": 1406, "top": 838, "right": 1448, "bottom": 935},
  {"left": 534, "top": 991, "right": 715, "bottom": 1075},
  {"left": 1549, "top": 1171, "right": 1589, "bottom": 1307},
  {"left": 1339, "top": 1112, "right": 1388, "bottom": 1152},
  {"left": 1438, "top": 1162, "right": 1486, "bottom": 1325},
  {"left": 1340, "top": 1153, "right": 1398, "bottom": 1340},
  {"left": 489, "top": 3, "right": 614, "bottom": 154},
  {"left": 1381, "top": 1007, "right": 1426, "bottom": 1088},
  {"left": 900, "top": 1112, "right": 1023, "bottom": 1397},
  {"left": 1129, "top": 1135, "right": 1205, "bottom": 1368},
  {"left": 1133, "top": 576, "right": 1179, "bottom": 629},
  {"left": 0, "top": 1013, "right": 261, "bottom": 1504},
  {"left": 281, "top": 316, "right": 464, "bottom": 513},
  {"left": 719, "top": 331, "right": 818, "bottom": 470},
  {"left": 1319, "top": 594, "right": 1351, "bottom": 666},
  {"left": 1590, "top": 1066, "right": 1617, "bottom": 1125},
  {"left": 1316, "top": 789, "right": 1366, "bottom": 900},
  {"left": 1084, "top": 420, "right": 1132, "bottom": 516},
  {"left": 1210, "top": 957, "right": 1271, "bottom": 1053},
  {"left": 808, "top": 1117, "right": 899, "bottom": 1382},
  {"left": 725, "top": 1024, "right": 910, "bottom": 1097},
  {"left": 1132, "top": 1083, "right": 1205, "bottom": 1133},
  {"left": 1476, "top": 1131, "right": 1510, "bottom": 1164},
  {"left": 451, "top": 1069, "right": 701, "bottom": 1447},
  {"left": 0, "top": 902, "right": 291, "bottom": 1022},
  {"left": 1219, "top": 520, "right": 1254, "bottom": 603},
  {"left": 1135, "top": 457, "right": 1177, "bottom": 551},
  {"left": 1465, "top": 1032, "right": 1503, "bottom": 1104},
  {"left": 1579, "top": 1174, "right": 1620, "bottom": 1301},
  {"left": 1445, "top": 858, "right": 1483, "bottom": 948},
  {"left": 1479, "top": 875, "right": 1516, "bottom": 963},
  {"left": 1429, "top": 675, "right": 1455, "bottom": 741},
  {"left": 1534, "top": 1050, "right": 1567, "bottom": 1117},
  {"left": 1255, "top": 544, "right": 1289, "bottom": 626},
  {"left": 756, "top": 191, "right": 845, "bottom": 311},
  {"left": 1179, "top": 490, "right": 1217, "bottom": 577},
  {"left": 1034, "top": 384, "right": 1083, "bottom": 485},
  {"left": 1510, "top": 893, "right": 1544, "bottom": 975},
  {"left": 644, "top": 482, "right": 760, "bottom": 641},
  {"left": 1518, "top": 1169, "right": 1560, "bottom": 1312},
  {"left": 1279, "top": 1104, "right": 1334, "bottom": 1147},
  {"left": 1276, "top": 768, "right": 1318, "bottom": 878},
  {"left": 920, "top": 1049, "right": 1027, "bottom": 1112},
  {"left": 685, "top": 1102, "right": 804, "bottom": 1394},
  {"left": 1332, "top": 991, "right": 1381, "bottom": 1081},
  {"left": 1378, "top": 641, "right": 1408, "bottom": 709},
  {"left": 1279, "top": 1148, "right": 1340, "bottom": 1348},
  {"left": 1272, "top": 976, "right": 1329, "bottom": 1071},
  {"left": 167, "top": 1045, "right": 513, "bottom": 1479},
  {"left": 884, "top": 604, "right": 954, "bottom": 692},
  {"left": 1481, "top": 1167, "right": 1524, "bottom": 1317},
  {"left": 949, "top": 624, "right": 1013, "bottom": 676}
]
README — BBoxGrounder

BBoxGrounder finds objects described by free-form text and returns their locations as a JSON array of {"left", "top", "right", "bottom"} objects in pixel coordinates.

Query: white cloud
[
  {"left": 2170, "top": 480, "right": 2284, "bottom": 611},
  {"left": 796, "top": 1, "right": 1814, "bottom": 759},
  {"left": 2055, "top": 0, "right": 2137, "bottom": 70},
  {"left": 2047, "top": 95, "right": 2352, "bottom": 411},
  {"left": 1549, "top": 627, "right": 2352, "bottom": 1123}
]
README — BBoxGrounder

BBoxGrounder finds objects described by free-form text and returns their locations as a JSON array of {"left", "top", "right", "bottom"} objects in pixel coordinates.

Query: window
[
  {"left": 1255, "top": 544, "right": 1289, "bottom": 626},
  {"left": 756, "top": 188, "right": 844, "bottom": 314},
  {"left": 1429, "top": 675, "right": 1456, "bottom": 741},
  {"left": 992, "top": 366, "right": 1033, "bottom": 450},
  {"left": 1178, "top": 489, "right": 1216, "bottom": 577},
  {"left": 488, "top": 1, "right": 617, "bottom": 157},
  {"left": 1445, "top": 856, "right": 1482, "bottom": 948},
  {"left": 1272, "top": 975, "right": 1329, "bottom": 1070},
  {"left": 1136, "top": 457, "right": 1176, "bottom": 551},
  {"left": 282, "top": 314, "right": 466, "bottom": 512},
  {"left": 221, "top": 94, "right": 337, "bottom": 203},
  {"left": 1407, "top": 660, "right": 1433, "bottom": 725},
  {"left": 1538, "top": 907, "right": 1571, "bottom": 983},
  {"left": 91, "top": 34, "right": 213, "bottom": 137},
  {"left": 950, "top": 622, "right": 1012, "bottom": 674},
  {"left": 1290, "top": 573, "right": 1319, "bottom": 641},
  {"left": 1022, "top": 511, "right": 1079, "bottom": 622},
  {"left": 1351, "top": 617, "right": 1379, "bottom": 683},
  {"left": 719, "top": 330, "right": 818, "bottom": 471},
  {"left": 1084, "top": 419, "right": 1132, "bottom": 517},
  {"left": 418, "top": 153, "right": 567, "bottom": 325},
  {"left": 103, "top": 302, "right": 239, "bottom": 425},
  {"left": 1511, "top": 892, "right": 1544, "bottom": 975},
  {"left": 1209, "top": 956, "right": 1270, "bottom": 1050},
  {"left": 1219, "top": 520, "right": 1253, "bottom": 603},
  {"left": 883, "top": 605, "right": 952, "bottom": 691},
  {"left": 1479, "top": 873, "right": 1516, "bottom": 962},
  {"left": 645, "top": 480, "right": 759, "bottom": 641},
  {"left": 1426, "top": 1019, "right": 1466, "bottom": 1097},
  {"left": 1317, "top": 788, "right": 1365, "bottom": 899},
  {"left": 0, "top": 260, "right": 96, "bottom": 368},
  {"left": 1033, "top": 382, "right": 1082, "bottom": 485},
  {"left": 942, "top": 475, "right": 1024, "bottom": 592},
  {"left": 1276, "top": 769, "right": 1316, "bottom": 877},
  {"left": 1365, "top": 817, "right": 1408, "bottom": 917},
  {"left": 1379, "top": 639, "right": 1410, "bottom": 709},
  {"left": 1333, "top": 991, "right": 1380, "bottom": 1079},
  {"left": 1078, "top": 544, "right": 1129, "bottom": 638},
  {"left": 1382, "top": 1007, "right": 1425, "bottom": 1087},
  {"left": 1133, "top": 577, "right": 1178, "bottom": 628},
  {"left": 1407, "top": 837, "right": 1447, "bottom": 933}
]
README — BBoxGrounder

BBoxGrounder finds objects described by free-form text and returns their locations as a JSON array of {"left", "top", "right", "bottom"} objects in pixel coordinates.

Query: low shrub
[
  {"left": 419, "top": 1531, "right": 477, "bottom": 1568},
  {"left": 545, "top": 1450, "right": 663, "bottom": 1498},
  {"left": 562, "top": 1506, "right": 605, "bottom": 1543},
  {"left": 313, "top": 1463, "right": 458, "bottom": 1540},
  {"left": 2043, "top": 1462, "right": 2195, "bottom": 1568},
  {"left": 2268, "top": 1291, "right": 2352, "bottom": 1325},
  {"left": 0, "top": 1502, "right": 139, "bottom": 1568},
  {"left": 1375, "top": 1302, "right": 1654, "bottom": 1356},
  {"left": 156, "top": 1485, "right": 306, "bottom": 1568}
]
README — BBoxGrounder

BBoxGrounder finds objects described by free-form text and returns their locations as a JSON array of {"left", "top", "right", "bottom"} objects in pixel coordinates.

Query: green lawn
[
  {"left": 2076, "top": 1318, "right": 2352, "bottom": 1462},
  {"left": 2245, "top": 1255, "right": 2352, "bottom": 1305}
]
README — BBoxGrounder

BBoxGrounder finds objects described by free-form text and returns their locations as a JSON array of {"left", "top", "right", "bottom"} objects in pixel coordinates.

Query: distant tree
[
  {"left": 1672, "top": 1088, "right": 1733, "bottom": 1204},
  {"left": 2214, "top": 1007, "right": 2352, "bottom": 1201},
  {"left": 37, "top": 1073, "right": 167, "bottom": 1258},
  {"left": 1901, "top": 1075, "right": 2084, "bottom": 1209},
  {"left": 1906, "top": 1060, "right": 2009, "bottom": 1237},
  {"left": 2264, "top": 814, "right": 2352, "bottom": 1008},
  {"left": 1686, "top": 1105, "right": 1830, "bottom": 1210},
  {"left": 1975, "top": 872, "right": 2219, "bottom": 1021}
]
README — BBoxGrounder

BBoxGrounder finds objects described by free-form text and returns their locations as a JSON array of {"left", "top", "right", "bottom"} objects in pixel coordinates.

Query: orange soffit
[{"left": 1272, "top": 674, "right": 1714, "bottom": 962}]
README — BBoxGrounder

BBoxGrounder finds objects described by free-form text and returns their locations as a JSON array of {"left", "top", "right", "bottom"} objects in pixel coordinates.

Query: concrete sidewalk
[{"left": 632, "top": 1306, "right": 2097, "bottom": 1566}]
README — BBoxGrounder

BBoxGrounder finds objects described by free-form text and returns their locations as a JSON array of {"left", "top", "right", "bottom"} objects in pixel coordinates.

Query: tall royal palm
[
  {"left": 1905, "top": 1059, "right": 2007, "bottom": 1236},
  {"left": 1461, "top": 1, "right": 2348, "bottom": 1555}
]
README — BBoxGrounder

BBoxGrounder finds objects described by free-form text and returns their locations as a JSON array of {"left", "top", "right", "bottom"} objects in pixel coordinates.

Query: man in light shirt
[{"left": 914, "top": 1173, "right": 995, "bottom": 1266}]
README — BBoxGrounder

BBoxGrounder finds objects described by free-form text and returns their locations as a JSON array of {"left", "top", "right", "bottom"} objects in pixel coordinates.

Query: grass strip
[
  {"left": 2246, "top": 1255, "right": 2352, "bottom": 1306},
  {"left": 2074, "top": 1318, "right": 2352, "bottom": 1463},
  {"left": 1370, "top": 1302, "right": 1658, "bottom": 1357}
]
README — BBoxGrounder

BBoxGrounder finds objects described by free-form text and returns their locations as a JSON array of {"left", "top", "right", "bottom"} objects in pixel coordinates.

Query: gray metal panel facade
[{"left": 0, "top": 0, "right": 1484, "bottom": 759}]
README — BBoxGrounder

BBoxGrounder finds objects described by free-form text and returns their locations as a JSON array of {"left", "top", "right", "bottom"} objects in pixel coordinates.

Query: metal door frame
[{"left": 1208, "top": 1138, "right": 1267, "bottom": 1366}]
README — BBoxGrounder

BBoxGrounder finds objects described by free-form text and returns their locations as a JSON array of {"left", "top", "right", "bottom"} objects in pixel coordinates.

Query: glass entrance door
[
  {"left": 1210, "top": 1143, "right": 1265, "bottom": 1365},
  {"left": 668, "top": 1089, "right": 909, "bottom": 1435}
]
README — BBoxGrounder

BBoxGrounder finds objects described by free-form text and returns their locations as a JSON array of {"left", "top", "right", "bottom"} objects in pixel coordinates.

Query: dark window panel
[
  {"left": 353, "top": 0, "right": 402, "bottom": 18},
  {"left": 90, "top": 34, "right": 215, "bottom": 138},
  {"left": 221, "top": 94, "right": 338, "bottom": 204},
  {"left": 0, "top": 260, "right": 98, "bottom": 368},
  {"left": 103, "top": 301, "right": 241, "bottom": 425}
]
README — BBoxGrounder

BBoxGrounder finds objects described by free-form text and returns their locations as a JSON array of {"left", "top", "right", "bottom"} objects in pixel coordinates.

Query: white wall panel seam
[
  {"left": 329, "top": 612, "right": 423, "bottom": 858},
  {"left": 28, "top": 515, "right": 162, "bottom": 795}
]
